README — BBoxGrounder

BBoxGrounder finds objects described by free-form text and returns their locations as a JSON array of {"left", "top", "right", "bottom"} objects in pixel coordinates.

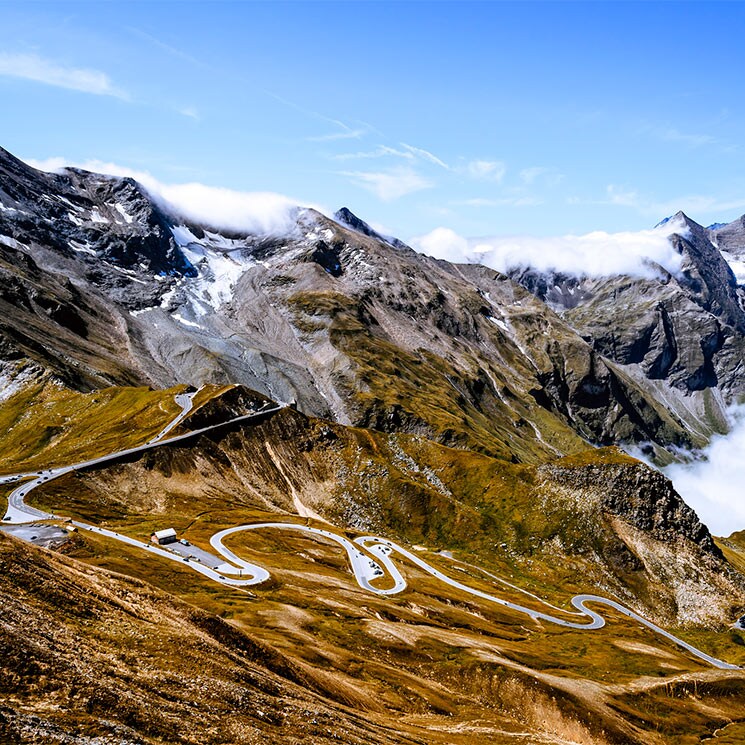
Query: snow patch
[
  {"left": 170, "top": 224, "right": 256, "bottom": 313},
  {"left": 57, "top": 196, "right": 83, "bottom": 211},
  {"left": 171, "top": 312, "right": 201, "bottom": 329},
  {"left": 0, "top": 234, "right": 20, "bottom": 250},
  {"left": 114, "top": 203, "right": 134, "bottom": 224},
  {"left": 172, "top": 225, "right": 200, "bottom": 247},
  {"left": 112, "top": 265, "right": 148, "bottom": 284},
  {"left": 0, "top": 203, "right": 31, "bottom": 217},
  {"left": 180, "top": 243, "right": 251, "bottom": 311},
  {"left": 69, "top": 239, "right": 97, "bottom": 256},
  {"left": 488, "top": 316, "right": 509, "bottom": 333},
  {"left": 0, "top": 364, "right": 38, "bottom": 403}
]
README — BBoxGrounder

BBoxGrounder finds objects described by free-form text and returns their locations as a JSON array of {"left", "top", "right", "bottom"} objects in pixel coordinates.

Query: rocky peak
[
  {"left": 666, "top": 213, "right": 745, "bottom": 333},
  {"left": 541, "top": 455, "right": 722, "bottom": 562},
  {"left": 0, "top": 147, "right": 197, "bottom": 308},
  {"left": 333, "top": 207, "right": 409, "bottom": 250}
]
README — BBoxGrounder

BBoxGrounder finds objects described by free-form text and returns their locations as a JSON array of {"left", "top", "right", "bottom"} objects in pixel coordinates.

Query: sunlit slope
[
  {"left": 0, "top": 380, "right": 183, "bottom": 475},
  {"left": 3, "top": 511, "right": 744, "bottom": 745},
  {"left": 0, "top": 380, "right": 238, "bottom": 475},
  {"left": 0, "top": 531, "right": 446, "bottom": 745}
]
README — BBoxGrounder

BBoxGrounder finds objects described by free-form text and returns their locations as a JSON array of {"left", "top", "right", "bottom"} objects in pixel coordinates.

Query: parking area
[
  {"left": 166, "top": 539, "right": 224, "bottom": 568},
  {"left": 0, "top": 523, "right": 70, "bottom": 548}
]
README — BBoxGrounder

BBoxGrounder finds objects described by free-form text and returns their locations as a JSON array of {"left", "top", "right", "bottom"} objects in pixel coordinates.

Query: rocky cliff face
[
  {"left": 509, "top": 212, "right": 745, "bottom": 455},
  {"left": 0, "top": 148, "right": 195, "bottom": 306},
  {"left": 537, "top": 451, "right": 744, "bottom": 625}
]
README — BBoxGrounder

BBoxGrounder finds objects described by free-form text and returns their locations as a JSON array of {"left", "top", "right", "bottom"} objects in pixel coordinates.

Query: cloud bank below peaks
[
  {"left": 663, "top": 405, "right": 745, "bottom": 537},
  {"left": 410, "top": 220, "right": 687, "bottom": 279},
  {"left": 28, "top": 157, "right": 319, "bottom": 236}
]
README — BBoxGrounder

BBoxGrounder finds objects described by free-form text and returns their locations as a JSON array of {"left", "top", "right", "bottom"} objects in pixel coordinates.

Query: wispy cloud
[
  {"left": 636, "top": 120, "right": 732, "bottom": 151},
  {"left": 307, "top": 127, "right": 367, "bottom": 142},
  {"left": 126, "top": 26, "right": 205, "bottom": 68},
  {"left": 657, "top": 127, "right": 717, "bottom": 148},
  {"left": 336, "top": 142, "right": 452, "bottom": 172},
  {"left": 519, "top": 166, "right": 564, "bottom": 187},
  {"left": 0, "top": 52, "right": 128, "bottom": 99},
  {"left": 605, "top": 184, "right": 640, "bottom": 207},
  {"left": 465, "top": 159, "right": 506, "bottom": 182},
  {"left": 454, "top": 195, "right": 542, "bottom": 207},
  {"left": 650, "top": 194, "right": 745, "bottom": 220},
  {"left": 339, "top": 166, "right": 433, "bottom": 201},
  {"left": 333, "top": 145, "right": 414, "bottom": 161},
  {"left": 178, "top": 106, "right": 200, "bottom": 121},
  {"left": 400, "top": 143, "right": 450, "bottom": 169},
  {"left": 572, "top": 184, "right": 745, "bottom": 221}
]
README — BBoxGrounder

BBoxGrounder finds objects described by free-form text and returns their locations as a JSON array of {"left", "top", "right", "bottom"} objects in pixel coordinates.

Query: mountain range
[{"left": 2, "top": 145, "right": 745, "bottom": 745}]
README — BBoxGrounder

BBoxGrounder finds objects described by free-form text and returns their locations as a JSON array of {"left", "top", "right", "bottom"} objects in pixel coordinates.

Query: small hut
[{"left": 151, "top": 528, "right": 177, "bottom": 545}]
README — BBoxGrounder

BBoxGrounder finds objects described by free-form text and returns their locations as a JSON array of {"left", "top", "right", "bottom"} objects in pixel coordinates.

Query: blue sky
[{"left": 2, "top": 1, "right": 745, "bottom": 242}]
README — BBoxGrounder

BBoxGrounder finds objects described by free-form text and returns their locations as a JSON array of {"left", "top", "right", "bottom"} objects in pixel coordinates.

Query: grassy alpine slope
[{"left": 2, "top": 382, "right": 744, "bottom": 744}]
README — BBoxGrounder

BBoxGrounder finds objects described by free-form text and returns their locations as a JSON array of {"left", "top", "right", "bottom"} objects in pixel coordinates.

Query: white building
[{"left": 151, "top": 528, "right": 177, "bottom": 545}]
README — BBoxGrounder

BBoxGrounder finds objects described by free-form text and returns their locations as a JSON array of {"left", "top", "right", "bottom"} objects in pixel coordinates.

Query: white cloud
[
  {"left": 664, "top": 406, "right": 745, "bottom": 537},
  {"left": 339, "top": 166, "right": 433, "bottom": 201},
  {"left": 466, "top": 159, "right": 506, "bottom": 182},
  {"left": 27, "top": 157, "right": 319, "bottom": 235},
  {"left": 400, "top": 143, "right": 450, "bottom": 169},
  {"left": 410, "top": 227, "right": 470, "bottom": 264},
  {"left": 410, "top": 218, "right": 686, "bottom": 278},
  {"left": 0, "top": 53, "right": 128, "bottom": 99}
]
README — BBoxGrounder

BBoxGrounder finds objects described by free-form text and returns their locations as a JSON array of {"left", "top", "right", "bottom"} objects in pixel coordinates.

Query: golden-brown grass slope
[{"left": 3, "top": 384, "right": 745, "bottom": 743}]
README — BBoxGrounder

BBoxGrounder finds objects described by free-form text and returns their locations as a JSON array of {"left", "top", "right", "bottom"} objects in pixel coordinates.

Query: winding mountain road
[{"left": 0, "top": 393, "right": 739, "bottom": 671}]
